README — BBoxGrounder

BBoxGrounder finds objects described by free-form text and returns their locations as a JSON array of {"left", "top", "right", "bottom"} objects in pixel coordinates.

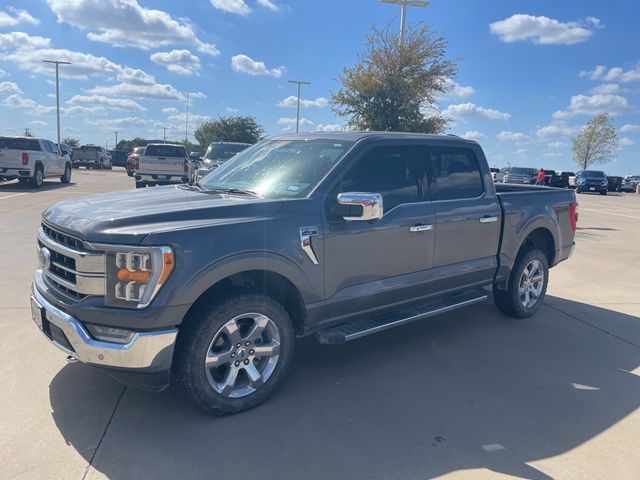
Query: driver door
[{"left": 322, "top": 143, "right": 437, "bottom": 322}]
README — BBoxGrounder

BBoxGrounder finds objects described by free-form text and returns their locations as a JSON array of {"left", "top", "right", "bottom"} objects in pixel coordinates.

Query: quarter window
[
  {"left": 427, "top": 147, "right": 484, "bottom": 200},
  {"left": 334, "top": 146, "right": 426, "bottom": 212}
]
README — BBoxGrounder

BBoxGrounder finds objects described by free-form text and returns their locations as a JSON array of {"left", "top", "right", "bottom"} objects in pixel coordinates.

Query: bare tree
[
  {"left": 331, "top": 24, "right": 457, "bottom": 133},
  {"left": 572, "top": 113, "right": 619, "bottom": 171}
]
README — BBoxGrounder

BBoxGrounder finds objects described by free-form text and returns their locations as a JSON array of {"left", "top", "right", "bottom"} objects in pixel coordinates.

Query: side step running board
[{"left": 316, "top": 289, "right": 488, "bottom": 345}]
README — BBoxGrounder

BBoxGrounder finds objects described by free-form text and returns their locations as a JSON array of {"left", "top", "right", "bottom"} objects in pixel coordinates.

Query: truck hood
[{"left": 42, "top": 185, "right": 283, "bottom": 244}]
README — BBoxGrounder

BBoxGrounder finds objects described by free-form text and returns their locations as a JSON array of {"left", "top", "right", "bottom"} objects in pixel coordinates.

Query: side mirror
[{"left": 337, "top": 192, "right": 383, "bottom": 222}]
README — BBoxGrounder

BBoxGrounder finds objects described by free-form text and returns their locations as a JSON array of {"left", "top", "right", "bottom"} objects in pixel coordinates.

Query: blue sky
[{"left": 0, "top": 0, "right": 638, "bottom": 175}]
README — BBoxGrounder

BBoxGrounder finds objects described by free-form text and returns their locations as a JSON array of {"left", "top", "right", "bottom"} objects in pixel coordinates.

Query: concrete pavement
[{"left": 1, "top": 171, "right": 639, "bottom": 480}]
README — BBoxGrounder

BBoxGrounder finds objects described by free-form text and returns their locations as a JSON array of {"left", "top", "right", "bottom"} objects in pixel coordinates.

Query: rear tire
[
  {"left": 174, "top": 293, "right": 295, "bottom": 416},
  {"left": 30, "top": 165, "right": 44, "bottom": 188},
  {"left": 135, "top": 181, "right": 144, "bottom": 189},
  {"left": 493, "top": 248, "right": 549, "bottom": 318}
]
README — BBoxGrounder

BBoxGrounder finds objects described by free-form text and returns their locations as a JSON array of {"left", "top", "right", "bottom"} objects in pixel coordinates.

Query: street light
[
  {"left": 287, "top": 80, "right": 311, "bottom": 133},
  {"left": 380, "top": 0, "right": 429, "bottom": 44},
  {"left": 42, "top": 60, "right": 71, "bottom": 146}
]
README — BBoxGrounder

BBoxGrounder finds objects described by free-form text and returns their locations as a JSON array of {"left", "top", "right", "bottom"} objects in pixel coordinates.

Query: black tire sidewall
[
  {"left": 175, "top": 293, "right": 295, "bottom": 415},
  {"left": 31, "top": 166, "right": 43, "bottom": 188},
  {"left": 61, "top": 164, "right": 71, "bottom": 183},
  {"left": 507, "top": 249, "right": 549, "bottom": 318}
]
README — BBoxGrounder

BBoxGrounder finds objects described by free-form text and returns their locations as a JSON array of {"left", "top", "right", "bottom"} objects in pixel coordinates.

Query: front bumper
[
  {"left": 30, "top": 281, "right": 178, "bottom": 373},
  {"left": 576, "top": 184, "right": 607, "bottom": 193}
]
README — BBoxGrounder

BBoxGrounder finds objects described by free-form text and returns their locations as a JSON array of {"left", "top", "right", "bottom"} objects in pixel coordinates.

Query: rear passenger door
[
  {"left": 41, "top": 141, "right": 60, "bottom": 175},
  {"left": 423, "top": 144, "right": 501, "bottom": 290}
]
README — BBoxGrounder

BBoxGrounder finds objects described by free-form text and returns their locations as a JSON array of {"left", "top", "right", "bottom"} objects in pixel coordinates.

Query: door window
[
  {"left": 332, "top": 145, "right": 426, "bottom": 213},
  {"left": 427, "top": 147, "right": 484, "bottom": 200}
]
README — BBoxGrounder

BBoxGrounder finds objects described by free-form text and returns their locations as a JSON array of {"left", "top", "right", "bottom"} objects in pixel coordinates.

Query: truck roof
[{"left": 268, "top": 131, "right": 475, "bottom": 144}]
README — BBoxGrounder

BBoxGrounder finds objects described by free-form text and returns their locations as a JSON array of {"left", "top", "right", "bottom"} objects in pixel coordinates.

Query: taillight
[
  {"left": 568, "top": 202, "right": 578, "bottom": 232},
  {"left": 129, "top": 154, "right": 139, "bottom": 170},
  {"left": 21, "top": 152, "right": 29, "bottom": 165}
]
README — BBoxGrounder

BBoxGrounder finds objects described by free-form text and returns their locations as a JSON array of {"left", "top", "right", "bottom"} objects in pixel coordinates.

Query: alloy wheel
[{"left": 518, "top": 259, "right": 545, "bottom": 309}]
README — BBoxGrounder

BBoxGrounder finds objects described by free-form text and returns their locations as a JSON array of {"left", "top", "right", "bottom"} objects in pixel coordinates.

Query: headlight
[
  {"left": 577, "top": 178, "right": 585, "bottom": 184},
  {"left": 101, "top": 246, "right": 174, "bottom": 309},
  {"left": 601, "top": 180, "right": 607, "bottom": 186}
]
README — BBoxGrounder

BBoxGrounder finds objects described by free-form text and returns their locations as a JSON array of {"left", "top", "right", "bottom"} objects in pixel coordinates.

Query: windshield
[
  {"left": 200, "top": 139, "right": 354, "bottom": 198},
  {"left": 205, "top": 143, "right": 250, "bottom": 160},
  {"left": 581, "top": 170, "right": 605, "bottom": 178},
  {"left": 510, "top": 167, "right": 536, "bottom": 175}
]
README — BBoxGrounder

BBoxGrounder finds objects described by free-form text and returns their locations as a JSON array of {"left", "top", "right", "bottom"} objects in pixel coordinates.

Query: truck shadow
[
  {"left": 0, "top": 180, "right": 78, "bottom": 192},
  {"left": 49, "top": 297, "right": 640, "bottom": 480}
]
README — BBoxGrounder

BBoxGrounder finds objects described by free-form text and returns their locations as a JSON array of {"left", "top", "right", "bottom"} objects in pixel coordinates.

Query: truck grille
[{"left": 38, "top": 223, "right": 105, "bottom": 301}]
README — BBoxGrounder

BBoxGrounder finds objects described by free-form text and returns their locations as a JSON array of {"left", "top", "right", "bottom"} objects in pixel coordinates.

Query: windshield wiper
[{"left": 204, "top": 187, "right": 261, "bottom": 198}]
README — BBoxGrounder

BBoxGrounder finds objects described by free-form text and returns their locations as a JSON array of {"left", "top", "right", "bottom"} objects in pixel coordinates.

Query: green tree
[
  {"left": 331, "top": 24, "right": 458, "bottom": 133},
  {"left": 116, "top": 137, "right": 149, "bottom": 153},
  {"left": 194, "top": 116, "right": 264, "bottom": 147},
  {"left": 62, "top": 136, "right": 80, "bottom": 148},
  {"left": 572, "top": 113, "right": 619, "bottom": 171}
]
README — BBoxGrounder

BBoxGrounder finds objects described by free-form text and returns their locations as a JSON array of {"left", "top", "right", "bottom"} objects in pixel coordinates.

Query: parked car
[
  {"left": 606, "top": 176, "right": 623, "bottom": 192},
  {"left": 502, "top": 167, "right": 537, "bottom": 184},
  {"left": 196, "top": 142, "right": 252, "bottom": 180},
  {"left": 620, "top": 175, "right": 640, "bottom": 193},
  {"left": 126, "top": 146, "right": 145, "bottom": 177},
  {"left": 490, "top": 167, "right": 500, "bottom": 182},
  {"left": 72, "top": 145, "right": 112, "bottom": 169},
  {"left": 0, "top": 136, "right": 71, "bottom": 188},
  {"left": 542, "top": 169, "right": 570, "bottom": 189},
  {"left": 575, "top": 170, "right": 608, "bottom": 195},
  {"left": 190, "top": 151, "right": 202, "bottom": 163},
  {"left": 108, "top": 149, "right": 129, "bottom": 168},
  {"left": 30, "top": 132, "right": 577, "bottom": 415},
  {"left": 134, "top": 143, "right": 190, "bottom": 188},
  {"left": 559, "top": 171, "right": 576, "bottom": 189},
  {"left": 495, "top": 166, "right": 510, "bottom": 183},
  {"left": 58, "top": 143, "right": 72, "bottom": 161}
]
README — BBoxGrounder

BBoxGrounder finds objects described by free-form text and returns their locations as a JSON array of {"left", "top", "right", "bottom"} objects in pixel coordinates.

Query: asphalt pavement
[{"left": 1, "top": 170, "right": 639, "bottom": 480}]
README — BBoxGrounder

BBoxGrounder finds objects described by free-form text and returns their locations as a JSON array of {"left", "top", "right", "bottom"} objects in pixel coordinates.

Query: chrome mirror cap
[{"left": 337, "top": 192, "right": 383, "bottom": 222}]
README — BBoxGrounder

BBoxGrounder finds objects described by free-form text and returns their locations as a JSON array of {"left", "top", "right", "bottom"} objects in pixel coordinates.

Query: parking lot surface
[{"left": 1, "top": 171, "right": 639, "bottom": 480}]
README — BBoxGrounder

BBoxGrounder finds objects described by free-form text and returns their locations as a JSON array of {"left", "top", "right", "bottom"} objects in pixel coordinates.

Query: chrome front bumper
[{"left": 30, "top": 281, "right": 178, "bottom": 371}]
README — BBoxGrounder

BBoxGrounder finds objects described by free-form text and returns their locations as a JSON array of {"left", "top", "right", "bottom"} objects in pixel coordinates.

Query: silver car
[{"left": 196, "top": 142, "right": 252, "bottom": 180}]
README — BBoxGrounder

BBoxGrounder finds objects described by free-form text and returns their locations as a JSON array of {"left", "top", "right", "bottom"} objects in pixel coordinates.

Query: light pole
[
  {"left": 185, "top": 91, "right": 190, "bottom": 144},
  {"left": 42, "top": 60, "right": 71, "bottom": 146},
  {"left": 163, "top": 127, "right": 168, "bottom": 141},
  {"left": 287, "top": 80, "right": 311, "bottom": 133},
  {"left": 114, "top": 131, "right": 118, "bottom": 149},
  {"left": 380, "top": 0, "right": 429, "bottom": 44}
]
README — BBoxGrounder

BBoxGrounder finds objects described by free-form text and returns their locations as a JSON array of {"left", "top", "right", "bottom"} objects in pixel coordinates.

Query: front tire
[
  {"left": 493, "top": 248, "right": 549, "bottom": 318},
  {"left": 60, "top": 164, "right": 71, "bottom": 183},
  {"left": 174, "top": 293, "right": 295, "bottom": 415}
]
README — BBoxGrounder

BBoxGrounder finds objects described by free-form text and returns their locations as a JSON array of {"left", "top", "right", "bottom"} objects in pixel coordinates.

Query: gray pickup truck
[{"left": 30, "top": 132, "right": 577, "bottom": 415}]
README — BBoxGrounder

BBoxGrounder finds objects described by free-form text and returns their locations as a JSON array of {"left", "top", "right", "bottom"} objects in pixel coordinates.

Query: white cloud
[
  {"left": 277, "top": 117, "right": 313, "bottom": 131},
  {"left": 211, "top": 0, "right": 251, "bottom": 15},
  {"left": 47, "top": 0, "right": 219, "bottom": 55},
  {"left": 67, "top": 94, "right": 145, "bottom": 111},
  {"left": 620, "top": 137, "right": 636, "bottom": 148},
  {"left": 444, "top": 102, "right": 511, "bottom": 121},
  {"left": 2, "top": 93, "right": 56, "bottom": 115},
  {"left": 65, "top": 105, "right": 107, "bottom": 116},
  {"left": 489, "top": 14, "right": 600, "bottom": 45},
  {"left": 547, "top": 141, "right": 568, "bottom": 148},
  {"left": 439, "top": 79, "right": 475, "bottom": 100},
  {"left": 0, "top": 81, "right": 22, "bottom": 94},
  {"left": 0, "top": 69, "right": 6, "bottom": 77},
  {"left": 0, "top": 6, "right": 39, "bottom": 26},
  {"left": 277, "top": 95, "right": 328, "bottom": 108},
  {"left": 167, "top": 112, "right": 210, "bottom": 124},
  {"left": 162, "top": 107, "right": 179, "bottom": 114},
  {"left": 535, "top": 124, "right": 576, "bottom": 138},
  {"left": 497, "top": 131, "right": 530, "bottom": 143},
  {"left": 461, "top": 130, "right": 486, "bottom": 141},
  {"left": 225, "top": 106, "right": 239, "bottom": 113},
  {"left": 552, "top": 94, "right": 631, "bottom": 119},
  {"left": 0, "top": 32, "right": 51, "bottom": 50},
  {"left": 257, "top": 0, "right": 279, "bottom": 11},
  {"left": 29, "top": 120, "right": 48, "bottom": 126},
  {"left": 543, "top": 151, "right": 563, "bottom": 158},
  {"left": 580, "top": 64, "right": 640, "bottom": 83},
  {"left": 117, "top": 67, "right": 155, "bottom": 85},
  {"left": 316, "top": 124, "right": 345, "bottom": 132},
  {"left": 620, "top": 124, "right": 640, "bottom": 134},
  {"left": 151, "top": 49, "right": 201, "bottom": 75},
  {"left": 87, "top": 117, "right": 149, "bottom": 128},
  {"left": 88, "top": 81, "right": 185, "bottom": 101},
  {"left": 231, "top": 54, "right": 284, "bottom": 77},
  {"left": 590, "top": 83, "right": 620, "bottom": 95}
]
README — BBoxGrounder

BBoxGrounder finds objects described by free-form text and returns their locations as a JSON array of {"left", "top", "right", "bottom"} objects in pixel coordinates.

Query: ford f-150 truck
[
  {"left": 30, "top": 132, "right": 577, "bottom": 415},
  {"left": 134, "top": 143, "right": 190, "bottom": 188}
]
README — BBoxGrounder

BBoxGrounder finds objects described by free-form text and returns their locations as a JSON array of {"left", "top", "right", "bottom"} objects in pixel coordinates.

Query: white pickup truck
[
  {"left": 134, "top": 143, "right": 191, "bottom": 188},
  {"left": 0, "top": 136, "right": 71, "bottom": 188}
]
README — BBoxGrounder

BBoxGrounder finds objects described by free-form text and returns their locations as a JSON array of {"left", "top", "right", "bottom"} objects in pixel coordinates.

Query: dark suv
[{"left": 575, "top": 170, "right": 608, "bottom": 195}]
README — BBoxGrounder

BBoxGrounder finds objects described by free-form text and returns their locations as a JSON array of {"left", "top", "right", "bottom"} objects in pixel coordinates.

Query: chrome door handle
[
  {"left": 410, "top": 224, "right": 433, "bottom": 232},
  {"left": 479, "top": 216, "right": 498, "bottom": 223}
]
